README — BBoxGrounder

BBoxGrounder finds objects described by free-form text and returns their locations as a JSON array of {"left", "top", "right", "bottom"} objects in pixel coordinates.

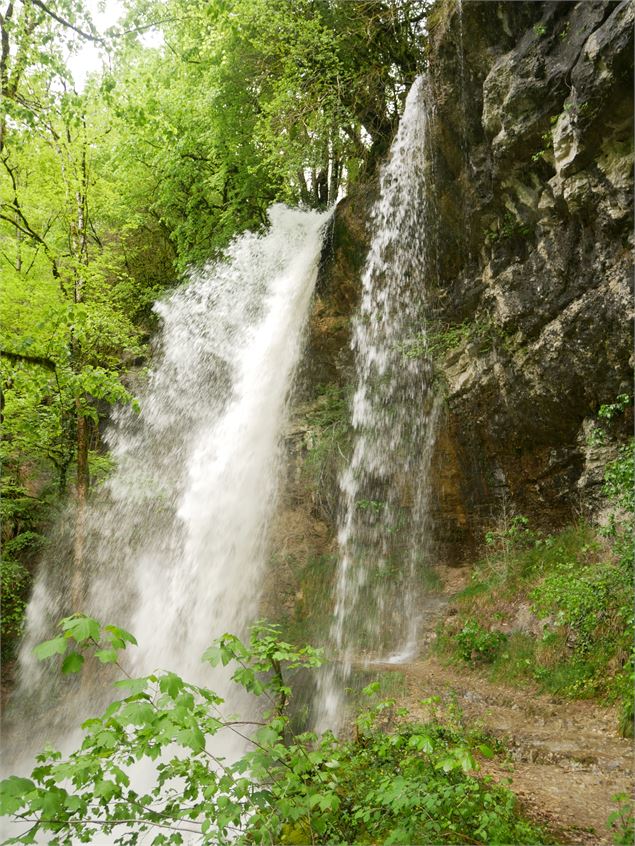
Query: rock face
[
  {"left": 424, "top": 0, "right": 633, "bottom": 556},
  {"left": 266, "top": 0, "right": 633, "bottom": 627},
  {"left": 260, "top": 190, "right": 371, "bottom": 633}
]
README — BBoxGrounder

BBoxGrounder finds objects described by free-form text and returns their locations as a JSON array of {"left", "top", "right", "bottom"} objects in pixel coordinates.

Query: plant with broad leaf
[{"left": 1, "top": 616, "right": 543, "bottom": 845}]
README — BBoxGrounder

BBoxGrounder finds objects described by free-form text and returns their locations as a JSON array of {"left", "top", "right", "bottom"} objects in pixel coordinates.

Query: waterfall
[
  {"left": 316, "top": 76, "right": 440, "bottom": 731},
  {"left": 4, "top": 204, "right": 331, "bottom": 764}
]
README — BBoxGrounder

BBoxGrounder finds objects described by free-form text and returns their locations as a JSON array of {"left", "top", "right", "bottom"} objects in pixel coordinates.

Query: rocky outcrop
[
  {"left": 266, "top": 0, "right": 633, "bottom": 622},
  {"left": 424, "top": 0, "right": 633, "bottom": 553}
]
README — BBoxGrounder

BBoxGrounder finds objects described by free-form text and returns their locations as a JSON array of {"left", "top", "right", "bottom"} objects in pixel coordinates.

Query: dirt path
[
  {"left": 393, "top": 656, "right": 632, "bottom": 844},
  {"left": 366, "top": 568, "right": 633, "bottom": 845}
]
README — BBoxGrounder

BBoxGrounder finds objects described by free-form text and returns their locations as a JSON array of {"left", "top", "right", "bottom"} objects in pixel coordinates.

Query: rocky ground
[{"left": 364, "top": 566, "right": 633, "bottom": 846}]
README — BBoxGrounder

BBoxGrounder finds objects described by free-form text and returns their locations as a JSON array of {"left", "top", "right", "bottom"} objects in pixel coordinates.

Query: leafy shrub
[
  {"left": 0, "top": 557, "right": 30, "bottom": 662},
  {"left": 484, "top": 514, "right": 537, "bottom": 567},
  {"left": 455, "top": 619, "right": 507, "bottom": 664},
  {"left": 440, "top": 515, "right": 632, "bottom": 728},
  {"left": 485, "top": 212, "right": 531, "bottom": 244},
  {"left": 531, "top": 561, "right": 631, "bottom": 657},
  {"left": 0, "top": 616, "right": 545, "bottom": 846},
  {"left": 608, "top": 793, "right": 635, "bottom": 845},
  {"left": 604, "top": 441, "right": 634, "bottom": 513}
]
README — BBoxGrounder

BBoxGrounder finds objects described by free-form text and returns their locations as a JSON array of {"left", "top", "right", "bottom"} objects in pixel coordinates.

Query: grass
[{"left": 435, "top": 519, "right": 633, "bottom": 733}]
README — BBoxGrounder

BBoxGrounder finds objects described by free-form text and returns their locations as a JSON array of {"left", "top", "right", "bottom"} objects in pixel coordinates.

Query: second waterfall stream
[{"left": 316, "top": 75, "right": 439, "bottom": 731}]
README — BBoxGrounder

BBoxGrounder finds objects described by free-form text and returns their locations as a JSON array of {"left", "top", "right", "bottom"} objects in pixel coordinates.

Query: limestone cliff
[
  {"left": 264, "top": 0, "right": 633, "bottom": 626},
  {"left": 425, "top": 0, "right": 633, "bottom": 556}
]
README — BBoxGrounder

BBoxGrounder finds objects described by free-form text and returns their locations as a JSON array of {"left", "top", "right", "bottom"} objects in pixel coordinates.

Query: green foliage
[
  {"left": 455, "top": 619, "right": 507, "bottom": 664},
  {"left": 485, "top": 212, "right": 532, "bottom": 244},
  {"left": 0, "top": 558, "right": 30, "bottom": 661},
  {"left": 32, "top": 614, "right": 137, "bottom": 673},
  {"left": 438, "top": 510, "right": 633, "bottom": 731},
  {"left": 608, "top": 793, "right": 635, "bottom": 846},
  {"left": 302, "top": 384, "right": 350, "bottom": 520},
  {"left": 311, "top": 704, "right": 543, "bottom": 845},
  {"left": 604, "top": 441, "right": 634, "bottom": 514},
  {"left": 598, "top": 394, "right": 631, "bottom": 422},
  {"left": 304, "top": 384, "right": 348, "bottom": 431},
  {"left": 0, "top": 477, "right": 52, "bottom": 664},
  {"left": 587, "top": 394, "right": 631, "bottom": 447},
  {"left": 356, "top": 498, "right": 385, "bottom": 512},
  {"left": 274, "top": 552, "right": 339, "bottom": 654},
  {"left": 485, "top": 514, "right": 535, "bottom": 553},
  {"left": 399, "top": 322, "right": 468, "bottom": 361},
  {"left": 399, "top": 318, "right": 511, "bottom": 363},
  {"left": 531, "top": 559, "right": 631, "bottom": 661},
  {"left": 0, "top": 618, "right": 544, "bottom": 846},
  {"left": 532, "top": 130, "right": 553, "bottom": 162},
  {"left": 101, "top": 0, "right": 431, "bottom": 269}
]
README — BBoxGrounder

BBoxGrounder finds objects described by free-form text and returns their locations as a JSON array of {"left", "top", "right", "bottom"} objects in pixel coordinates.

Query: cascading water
[
  {"left": 316, "top": 76, "right": 440, "bottom": 731},
  {"left": 4, "top": 204, "right": 331, "bottom": 766}
]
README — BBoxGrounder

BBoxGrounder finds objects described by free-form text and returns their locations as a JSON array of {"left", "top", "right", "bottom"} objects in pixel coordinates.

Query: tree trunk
[
  {"left": 297, "top": 168, "right": 311, "bottom": 205},
  {"left": 328, "top": 157, "right": 340, "bottom": 206},
  {"left": 71, "top": 401, "right": 89, "bottom": 609},
  {"left": 70, "top": 126, "right": 89, "bottom": 609}
]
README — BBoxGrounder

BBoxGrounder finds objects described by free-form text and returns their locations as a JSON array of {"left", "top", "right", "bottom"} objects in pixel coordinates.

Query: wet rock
[{"left": 425, "top": 0, "right": 633, "bottom": 552}]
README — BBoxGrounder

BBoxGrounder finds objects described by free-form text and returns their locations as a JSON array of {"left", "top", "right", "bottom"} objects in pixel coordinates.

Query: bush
[
  {"left": 439, "top": 513, "right": 633, "bottom": 732},
  {"left": 0, "top": 616, "right": 545, "bottom": 846},
  {"left": 608, "top": 793, "right": 635, "bottom": 845},
  {"left": 455, "top": 619, "right": 507, "bottom": 664},
  {"left": 0, "top": 557, "right": 30, "bottom": 662}
]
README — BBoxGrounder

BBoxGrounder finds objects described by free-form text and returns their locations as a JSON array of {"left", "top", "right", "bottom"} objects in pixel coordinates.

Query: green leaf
[
  {"left": 319, "top": 793, "right": 340, "bottom": 811},
  {"left": 33, "top": 636, "right": 68, "bottom": 660},
  {"left": 61, "top": 615, "right": 100, "bottom": 643},
  {"left": 61, "top": 652, "right": 84, "bottom": 674},
  {"left": 94, "top": 649, "right": 119, "bottom": 664},
  {"left": 119, "top": 701, "right": 155, "bottom": 726},
  {"left": 408, "top": 733, "right": 434, "bottom": 753},
  {"left": 175, "top": 726, "right": 205, "bottom": 753},
  {"left": 94, "top": 779, "right": 118, "bottom": 801},
  {"left": 0, "top": 777, "right": 35, "bottom": 815},
  {"left": 104, "top": 625, "right": 137, "bottom": 646},
  {"left": 201, "top": 645, "right": 222, "bottom": 666},
  {"left": 159, "top": 672, "right": 184, "bottom": 698},
  {"left": 255, "top": 726, "right": 280, "bottom": 747},
  {"left": 114, "top": 677, "right": 149, "bottom": 695}
]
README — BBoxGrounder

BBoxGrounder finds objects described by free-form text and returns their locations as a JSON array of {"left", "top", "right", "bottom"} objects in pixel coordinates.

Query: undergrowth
[
  {"left": 436, "top": 400, "right": 633, "bottom": 736},
  {"left": 436, "top": 520, "right": 632, "bottom": 729},
  {"left": 0, "top": 618, "right": 548, "bottom": 846}
]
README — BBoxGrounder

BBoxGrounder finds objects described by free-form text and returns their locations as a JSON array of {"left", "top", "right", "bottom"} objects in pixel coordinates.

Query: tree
[{"left": 1, "top": 3, "right": 144, "bottom": 610}]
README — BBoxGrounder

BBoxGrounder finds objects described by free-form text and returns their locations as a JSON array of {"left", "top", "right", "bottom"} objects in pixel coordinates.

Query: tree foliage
[{"left": 1, "top": 0, "right": 431, "bottom": 667}]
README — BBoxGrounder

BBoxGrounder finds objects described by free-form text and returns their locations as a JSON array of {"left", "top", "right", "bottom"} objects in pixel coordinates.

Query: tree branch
[
  {"left": 1, "top": 350, "right": 57, "bottom": 370},
  {"left": 29, "top": 0, "right": 103, "bottom": 43}
]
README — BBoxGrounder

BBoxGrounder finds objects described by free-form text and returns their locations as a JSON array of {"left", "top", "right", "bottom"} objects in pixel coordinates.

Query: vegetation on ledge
[{"left": 435, "top": 413, "right": 634, "bottom": 739}]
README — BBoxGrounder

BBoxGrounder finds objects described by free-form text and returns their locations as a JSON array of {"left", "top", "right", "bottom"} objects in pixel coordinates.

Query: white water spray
[
  {"left": 5, "top": 204, "right": 331, "bottom": 762},
  {"left": 316, "top": 76, "right": 440, "bottom": 731}
]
